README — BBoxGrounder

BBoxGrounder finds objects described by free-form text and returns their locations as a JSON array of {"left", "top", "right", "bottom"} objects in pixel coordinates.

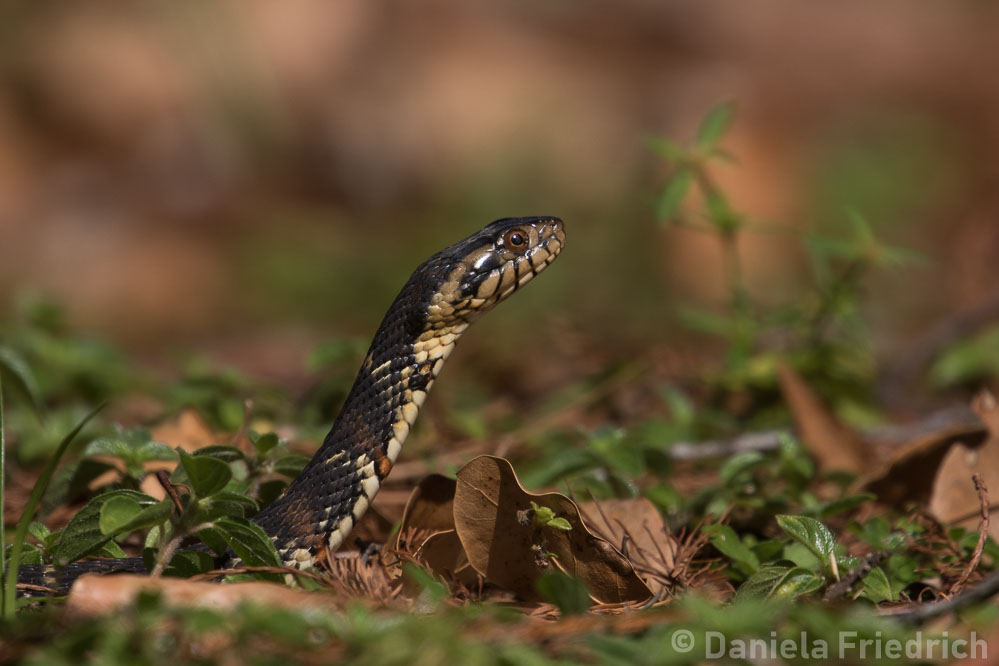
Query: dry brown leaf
[
  {"left": 453, "top": 455, "right": 652, "bottom": 604},
  {"left": 64, "top": 574, "right": 339, "bottom": 617},
  {"left": 928, "top": 392, "right": 999, "bottom": 540},
  {"left": 419, "top": 530, "right": 478, "bottom": 586},
  {"left": 777, "top": 362, "right": 868, "bottom": 472},
  {"left": 397, "top": 473, "right": 458, "bottom": 538},
  {"left": 394, "top": 474, "right": 476, "bottom": 584},
  {"left": 856, "top": 423, "right": 987, "bottom": 507},
  {"left": 577, "top": 498, "right": 677, "bottom": 597}
]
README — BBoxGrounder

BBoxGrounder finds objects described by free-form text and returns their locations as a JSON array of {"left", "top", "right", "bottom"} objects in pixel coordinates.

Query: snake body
[{"left": 16, "top": 216, "right": 565, "bottom": 594}]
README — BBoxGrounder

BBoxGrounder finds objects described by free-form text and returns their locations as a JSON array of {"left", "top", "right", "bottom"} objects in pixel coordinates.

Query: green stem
[
  {"left": 721, "top": 227, "right": 749, "bottom": 321},
  {"left": 692, "top": 165, "right": 750, "bottom": 325},
  {"left": 808, "top": 258, "right": 866, "bottom": 347},
  {"left": 2, "top": 402, "right": 104, "bottom": 616},
  {"left": 151, "top": 521, "right": 213, "bottom": 577}
]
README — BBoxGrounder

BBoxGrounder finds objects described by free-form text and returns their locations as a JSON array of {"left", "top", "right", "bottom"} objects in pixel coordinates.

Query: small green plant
[
  {"left": 649, "top": 102, "right": 923, "bottom": 423},
  {"left": 23, "top": 429, "right": 311, "bottom": 579},
  {"left": 524, "top": 501, "right": 572, "bottom": 532},
  {"left": 535, "top": 570, "right": 592, "bottom": 615},
  {"left": 3, "top": 401, "right": 104, "bottom": 618}
]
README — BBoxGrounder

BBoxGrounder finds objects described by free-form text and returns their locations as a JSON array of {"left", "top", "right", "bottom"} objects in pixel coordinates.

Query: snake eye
[{"left": 503, "top": 228, "right": 530, "bottom": 254}]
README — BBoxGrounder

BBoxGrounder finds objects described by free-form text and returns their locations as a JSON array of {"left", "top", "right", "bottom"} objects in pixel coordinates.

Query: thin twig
[
  {"left": 155, "top": 470, "right": 184, "bottom": 515},
  {"left": 190, "top": 565, "right": 331, "bottom": 586},
  {"left": 949, "top": 474, "right": 990, "bottom": 596},
  {"left": 15, "top": 582, "right": 57, "bottom": 595},
  {"left": 883, "top": 569, "right": 999, "bottom": 624}
]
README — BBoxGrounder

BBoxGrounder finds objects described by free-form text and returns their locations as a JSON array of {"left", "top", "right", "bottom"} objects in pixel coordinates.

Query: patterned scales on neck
[{"left": 253, "top": 217, "right": 565, "bottom": 569}]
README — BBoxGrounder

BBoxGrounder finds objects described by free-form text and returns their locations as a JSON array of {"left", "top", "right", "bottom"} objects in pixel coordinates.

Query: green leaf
[
  {"left": 752, "top": 540, "right": 784, "bottom": 563},
  {"left": 4, "top": 401, "right": 104, "bottom": 617},
  {"left": 133, "top": 441, "right": 178, "bottom": 464},
  {"left": 548, "top": 517, "right": 572, "bottom": 531},
  {"left": 814, "top": 493, "right": 875, "bottom": 518},
  {"left": 84, "top": 437, "right": 134, "bottom": 460},
  {"left": 704, "top": 187, "right": 741, "bottom": 233},
  {"left": 252, "top": 432, "right": 280, "bottom": 458},
  {"left": 200, "top": 517, "right": 279, "bottom": 567},
  {"left": 120, "top": 499, "right": 172, "bottom": 533},
  {"left": 703, "top": 524, "right": 759, "bottom": 575},
  {"left": 97, "top": 541, "right": 128, "bottom": 559},
  {"left": 257, "top": 479, "right": 288, "bottom": 507},
  {"left": 191, "top": 446, "right": 246, "bottom": 464},
  {"left": 27, "top": 522, "right": 51, "bottom": 543},
  {"left": 162, "top": 549, "right": 216, "bottom": 578},
  {"left": 736, "top": 562, "right": 823, "bottom": 601},
  {"left": 656, "top": 167, "right": 694, "bottom": 221},
  {"left": 719, "top": 452, "right": 765, "bottom": 486},
  {"left": 696, "top": 101, "right": 735, "bottom": 151},
  {"left": 675, "top": 306, "right": 735, "bottom": 338},
  {"left": 179, "top": 449, "right": 232, "bottom": 498},
  {"left": 84, "top": 432, "right": 176, "bottom": 480},
  {"left": 273, "top": 454, "right": 310, "bottom": 479},
  {"left": 536, "top": 571, "right": 592, "bottom": 616},
  {"left": 776, "top": 515, "right": 836, "bottom": 563},
  {"left": 657, "top": 386, "right": 695, "bottom": 429},
  {"left": 402, "top": 562, "right": 449, "bottom": 605},
  {"left": 54, "top": 489, "right": 159, "bottom": 566},
  {"left": 0, "top": 346, "right": 42, "bottom": 416},
  {"left": 6, "top": 543, "right": 43, "bottom": 566},
  {"left": 529, "top": 501, "right": 572, "bottom": 531},
  {"left": 646, "top": 135, "right": 685, "bottom": 162},
  {"left": 772, "top": 568, "right": 825, "bottom": 600},
  {"left": 859, "top": 566, "right": 894, "bottom": 603},
  {"left": 201, "top": 491, "right": 259, "bottom": 520},
  {"left": 99, "top": 495, "right": 144, "bottom": 535}
]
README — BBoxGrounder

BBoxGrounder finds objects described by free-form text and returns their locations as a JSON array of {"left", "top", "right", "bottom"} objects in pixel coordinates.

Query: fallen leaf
[
  {"left": 577, "top": 498, "right": 677, "bottom": 597},
  {"left": 397, "top": 473, "right": 458, "bottom": 538},
  {"left": 395, "top": 474, "right": 476, "bottom": 584},
  {"left": 928, "top": 392, "right": 999, "bottom": 540},
  {"left": 777, "top": 362, "right": 867, "bottom": 472},
  {"left": 856, "top": 423, "right": 987, "bottom": 507},
  {"left": 453, "top": 456, "right": 652, "bottom": 604},
  {"left": 418, "top": 530, "right": 478, "bottom": 586}
]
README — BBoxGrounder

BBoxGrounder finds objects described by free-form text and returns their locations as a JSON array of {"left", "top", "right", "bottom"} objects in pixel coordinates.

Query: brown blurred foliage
[{"left": 1, "top": 1, "right": 998, "bottom": 383}]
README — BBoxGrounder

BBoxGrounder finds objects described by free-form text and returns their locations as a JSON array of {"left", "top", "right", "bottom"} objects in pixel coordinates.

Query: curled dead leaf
[
  {"left": 397, "top": 473, "right": 458, "bottom": 539},
  {"left": 452, "top": 455, "right": 652, "bottom": 604},
  {"left": 927, "top": 392, "right": 999, "bottom": 540},
  {"left": 577, "top": 498, "right": 677, "bottom": 597},
  {"left": 395, "top": 474, "right": 477, "bottom": 585}
]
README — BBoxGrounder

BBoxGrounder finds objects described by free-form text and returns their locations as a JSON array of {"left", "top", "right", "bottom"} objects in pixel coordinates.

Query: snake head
[
  {"left": 375, "top": 216, "right": 564, "bottom": 347},
  {"left": 429, "top": 216, "right": 565, "bottom": 325}
]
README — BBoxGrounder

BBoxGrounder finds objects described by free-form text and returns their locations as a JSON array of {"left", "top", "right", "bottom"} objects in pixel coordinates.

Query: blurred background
[{"left": 2, "top": 0, "right": 999, "bottom": 426}]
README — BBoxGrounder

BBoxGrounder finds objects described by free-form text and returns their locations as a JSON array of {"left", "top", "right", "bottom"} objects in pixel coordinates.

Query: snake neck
[{"left": 253, "top": 306, "right": 470, "bottom": 567}]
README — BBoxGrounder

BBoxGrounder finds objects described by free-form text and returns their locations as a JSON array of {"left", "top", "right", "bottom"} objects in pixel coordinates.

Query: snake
[{"left": 16, "top": 216, "right": 565, "bottom": 596}]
